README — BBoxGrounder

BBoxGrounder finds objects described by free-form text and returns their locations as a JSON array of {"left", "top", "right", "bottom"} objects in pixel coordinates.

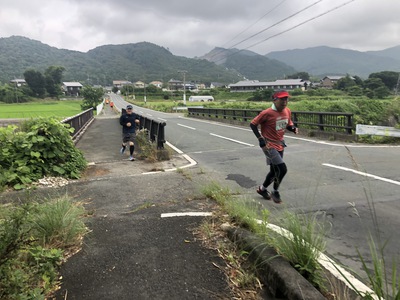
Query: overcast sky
[{"left": 1, "top": 0, "right": 399, "bottom": 58}]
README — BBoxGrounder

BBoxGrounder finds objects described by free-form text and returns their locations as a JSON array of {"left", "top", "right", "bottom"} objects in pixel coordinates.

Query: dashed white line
[
  {"left": 210, "top": 133, "right": 254, "bottom": 147},
  {"left": 323, "top": 163, "right": 400, "bottom": 186},
  {"left": 177, "top": 123, "right": 196, "bottom": 130}
]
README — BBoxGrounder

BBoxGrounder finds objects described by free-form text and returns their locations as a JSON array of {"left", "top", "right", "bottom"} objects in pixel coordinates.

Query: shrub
[{"left": 0, "top": 117, "right": 87, "bottom": 190}]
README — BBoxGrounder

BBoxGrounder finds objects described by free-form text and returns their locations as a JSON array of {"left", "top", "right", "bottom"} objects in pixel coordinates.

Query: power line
[
  {"left": 207, "top": 0, "right": 325, "bottom": 63},
  {"left": 228, "top": 0, "right": 325, "bottom": 50},
  {"left": 221, "top": 0, "right": 287, "bottom": 49},
  {"left": 215, "top": 0, "right": 356, "bottom": 64},
  {"left": 244, "top": 0, "right": 356, "bottom": 51}
]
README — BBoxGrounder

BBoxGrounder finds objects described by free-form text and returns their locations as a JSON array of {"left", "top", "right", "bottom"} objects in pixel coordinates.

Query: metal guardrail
[
  {"left": 121, "top": 108, "right": 166, "bottom": 149},
  {"left": 292, "top": 111, "right": 353, "bottom": 134},
  {"left": 62, "top": 108, "right": 94, "bottom": 140},
  {"left": 187, "top": 107, "right": 354, "bottom": 135},
  {"left": 0, "top": 109, "right": 94, "bottom": 141}
]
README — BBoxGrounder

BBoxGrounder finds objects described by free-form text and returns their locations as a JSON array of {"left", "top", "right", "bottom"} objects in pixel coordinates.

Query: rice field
[{"left": 0, "top": 100, "right": 83, "bottom": 119}]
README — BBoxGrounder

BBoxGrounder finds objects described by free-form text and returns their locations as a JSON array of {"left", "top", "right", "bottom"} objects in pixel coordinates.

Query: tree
[
  {"left": 250, "top": 88, "right": 274, "bottom": 101},
  {"left": 288, "top": 72, "right": 310, "bottom": 80},
  {"left": 374, "top": 86, "right": 390, "bottom": 99},
  {"left": 81, "top": 86, "right": 104, "bottom": 110},
  {"left": 0, "top": 84, "right": 31, "bottom": 103},
  {"left": 364, "top": 77, "right": 386, "bottom": 91},
  {"left": 346, "top": 86, "right": 363, "bottom": 96},
  {"left": 369, "top": 71, "right": 399, "bottom": 91},
  {"left": 23, "top": 69, "right": 46, "bottom": 97},
  {"left": 45, "top": 66, "right": 65, "bottom": 97},
  {"left": 334, "top": 75, "right": 356, "bottom": 91},
  {"left": 121, "top": 85, "right": 134, "bottom": 95},
  {"left": 353, "top": 75, "right": 364, "bottom": 87}
]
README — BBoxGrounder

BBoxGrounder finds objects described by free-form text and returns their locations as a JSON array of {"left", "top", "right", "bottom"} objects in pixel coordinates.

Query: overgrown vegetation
[
  {"left": 267, "top": 211, "right": 328, "bottom": 291},
  {"left": 199, "top": 180, "right": 400, "bottom": 299},
  {"left": 135, "top": 129, "right": 171, "bottom": 162},
  {"left": 0, "top": 117, "right": 86, "bottom": 190},
  {"left": 0, "top": 195, "right": 88, "bottom": 299},
  {"left": 200, "top": 182, "right": 329, "bottom": 295}
]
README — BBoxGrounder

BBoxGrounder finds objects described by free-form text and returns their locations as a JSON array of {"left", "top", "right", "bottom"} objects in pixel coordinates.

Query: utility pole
[
  {"left": 178, "top": 70, "right": 187, "bottom": 105},
  {"left": 395, "top": 73, "right": 400, "bottom": 96},
  {"left": 144, "top": 81, "right": 147, "bottom": 104}
]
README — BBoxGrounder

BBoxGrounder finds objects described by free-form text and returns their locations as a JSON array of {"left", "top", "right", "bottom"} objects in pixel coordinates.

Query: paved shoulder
[{"left": 54, "top": 170, "right": 232, "bottom": 299}]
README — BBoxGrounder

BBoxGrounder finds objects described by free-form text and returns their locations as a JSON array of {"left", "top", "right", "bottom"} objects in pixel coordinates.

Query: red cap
[{"left": 272, "top": 90, "right": 290, "bottom": 100}]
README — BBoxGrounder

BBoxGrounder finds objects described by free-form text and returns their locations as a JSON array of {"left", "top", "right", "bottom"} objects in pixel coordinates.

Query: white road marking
[
  {"left": 178, "top": 115, "right": 250, "bottom": 131},
  {"left": 210, "top": 133, "right": 254, "bottom": 147},
  {"left": 178, "top": 123, "right": 196, "bottom": 130},
  {"left": 161, "top": 212, "right": 212, "bottom": 218},
  {"left": 323, "top": 163, "right": 400, "bottom": 186},
  {"left": 166, "top": 141, "right": 183, "bottom": 154},
  {"left": 158, "top": 118, "right": 167, "bottom": 122}
]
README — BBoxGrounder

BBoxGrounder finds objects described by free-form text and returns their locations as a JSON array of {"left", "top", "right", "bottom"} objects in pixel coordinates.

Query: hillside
[
  {"left": 2, "top": 36, "right": 399, "bottom": 85},
  {"left": 366, "top": 45, "right": 400, "bottom": 61},
  {"left": 265, "top": 46, "right": 400, "bottom": 78},
  {"left": 0, "top": 36, "right": 243, "bottom": 85},
  {"left": 201, "top": 47, "right": 297, "bottom": 81}
]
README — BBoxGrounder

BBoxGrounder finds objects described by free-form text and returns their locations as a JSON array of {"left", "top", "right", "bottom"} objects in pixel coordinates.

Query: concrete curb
[{"left": 227, "top": 227, "right": 326, "bottom": 300}]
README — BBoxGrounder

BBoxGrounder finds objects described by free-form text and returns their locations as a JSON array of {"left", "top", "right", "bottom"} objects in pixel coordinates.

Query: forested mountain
[
  {"left": 265, "top": 46, "right": 400, "bottom": 78},
  {"left": 0, "top": 36, "right": 243, "bottom": 85},
  {"left": 1, "top": 36, "right": 399, "bottom": 85},
  {"left": 200, "top": 47, "right": 297, "bottom": 81}
]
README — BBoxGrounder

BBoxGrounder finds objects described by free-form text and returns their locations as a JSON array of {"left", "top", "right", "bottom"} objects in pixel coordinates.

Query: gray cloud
[{"left": 1, "top": 0, "right": 399, "bottom": 57}]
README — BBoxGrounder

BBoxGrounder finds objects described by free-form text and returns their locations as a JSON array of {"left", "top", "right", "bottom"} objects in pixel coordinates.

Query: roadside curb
[{"left": 227, "top": 227, "right": 326, "bottom": 300}]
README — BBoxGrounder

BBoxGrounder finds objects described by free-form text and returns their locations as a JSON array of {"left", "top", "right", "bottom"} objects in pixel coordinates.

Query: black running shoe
[
  {"left": 257, "top": 187, "right": 271, "bottom": 200},
  {"left": 271, "top": 191, "right": 282, "bottom": 204}
]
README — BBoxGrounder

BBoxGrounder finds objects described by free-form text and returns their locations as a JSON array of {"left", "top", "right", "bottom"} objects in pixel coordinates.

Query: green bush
[{"left": 0, "top": 117, "right": 86, "bottom": 190}]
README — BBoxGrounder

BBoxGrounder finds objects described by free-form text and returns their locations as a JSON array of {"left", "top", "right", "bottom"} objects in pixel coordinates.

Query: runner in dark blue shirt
[{"left": 119, "top": 104, "right": 140, "bottom": 161}]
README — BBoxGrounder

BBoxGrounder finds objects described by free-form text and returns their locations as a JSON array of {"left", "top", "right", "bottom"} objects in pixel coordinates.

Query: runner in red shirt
[{"left": 250, "top": 90, "right": 298, "bottom": 203}]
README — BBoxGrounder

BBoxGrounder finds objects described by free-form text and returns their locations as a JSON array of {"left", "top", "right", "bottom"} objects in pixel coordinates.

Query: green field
[{"left": 0, "top": 100, "right": 83, "bottom": 119}]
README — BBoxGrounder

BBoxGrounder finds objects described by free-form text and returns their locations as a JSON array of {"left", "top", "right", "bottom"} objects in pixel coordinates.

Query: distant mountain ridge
[
  {"left": 1, "top": 36, "right": 399, "bottom": 85},
  {"left": 265, "top": 45, "right": 400, "bottom": 78},
  {"left": 0, "top": 36, "right": 243, "bottom": 85}
]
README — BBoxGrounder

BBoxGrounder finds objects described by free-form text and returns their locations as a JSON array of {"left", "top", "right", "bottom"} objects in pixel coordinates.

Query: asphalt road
[{"left": 113, "top": 94, "right": 400, "bottom": 284}]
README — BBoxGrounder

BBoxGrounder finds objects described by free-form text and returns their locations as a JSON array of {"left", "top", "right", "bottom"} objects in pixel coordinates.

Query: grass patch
[
  {"left": 268, "top": 210, "right": 328, "bottom": 291},
  {"left": 0, "top": 195, "right": 89, "bottom": 299},
  {"left": 199, "top": 181, "right": 330, "bottom": 295},
  {"left": 0, "top": 100, "right": 83, "bottom": 119}
]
